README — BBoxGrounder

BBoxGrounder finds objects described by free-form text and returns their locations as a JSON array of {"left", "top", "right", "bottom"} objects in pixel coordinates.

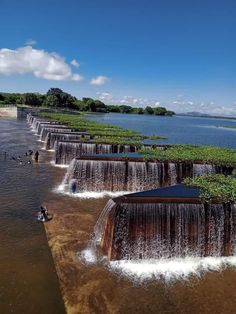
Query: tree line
[{"left": 0, "top": 88, "right": 175, "bottom": 116}]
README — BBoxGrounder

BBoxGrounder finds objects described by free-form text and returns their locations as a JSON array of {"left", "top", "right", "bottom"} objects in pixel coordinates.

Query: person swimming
[{"left": 40, "top": 206, "right": 48, "bottom": 220}]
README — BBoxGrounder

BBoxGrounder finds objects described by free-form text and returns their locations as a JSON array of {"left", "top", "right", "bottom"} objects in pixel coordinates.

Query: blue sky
[{"left": 0, "top": 0, "right": 236, "bottom": 115}]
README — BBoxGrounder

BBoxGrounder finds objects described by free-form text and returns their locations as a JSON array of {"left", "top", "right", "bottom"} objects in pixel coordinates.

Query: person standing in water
[
  {"left": 34, "top": 151, "right": 39, "bottom": 162},
  {"left": 70, "top": 180, "right": 77, "bottom": 194}
]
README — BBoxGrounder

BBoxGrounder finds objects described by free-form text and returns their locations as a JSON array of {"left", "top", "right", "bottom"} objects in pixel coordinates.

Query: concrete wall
[{"left": 0, "top": 107, "right": 17, "bottom": 118}]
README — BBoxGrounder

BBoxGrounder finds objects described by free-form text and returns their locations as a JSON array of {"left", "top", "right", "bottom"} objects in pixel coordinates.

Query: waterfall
[
  {"left": 64, "top": 159, "right": 127, "bottom": 192},
  {"left": 36, "top": 122, "right": 66, "bottom": 136},
  {"left": 55, "top": 142, "right": 138, "bottom": 165},
  {"left": 44, "top": 132, "right": 88, "bottom": 150},
  {"left": 193, "top": 164, "right": 215, "bottom": 176},
  {"left": 97, "top": 201, "right": 236, "bottom": 260},
  {"left": 39, "top": 127, "right": 72, "bottom": 142},
  {"left": 63, "top": 159, "right": 232, "bottom": 193},
  {"left": 55, "top": 142, "right": 102, "bottom": 164}
]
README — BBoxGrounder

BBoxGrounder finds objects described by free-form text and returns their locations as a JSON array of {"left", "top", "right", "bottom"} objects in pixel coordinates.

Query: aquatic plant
[
  {"left": 184, "top": 174, "right": 236, "bottom": 202},
  {"left": 37, "top": 112, "right": 164, "bottom": 141},
  {"left": 220, "top": 126, "right": 236, "bottom": 129},
  {"left": 140, "top": 145, "right": 236, "bottom": 166}
]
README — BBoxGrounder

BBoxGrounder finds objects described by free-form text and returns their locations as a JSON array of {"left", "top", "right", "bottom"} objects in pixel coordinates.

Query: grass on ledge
[
  {"left": 140, "top": 145, "right": 236, "bottom": 166},
  {"left": 37, "top": 112, "right": 164, "bottom": 142},
  {"left": 184, "top": 174, "right": 236, "bottom": 203}
]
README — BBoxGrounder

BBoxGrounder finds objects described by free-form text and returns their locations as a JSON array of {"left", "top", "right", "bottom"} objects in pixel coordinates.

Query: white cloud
[
  {"left": 169, "top": 98, "right": 236, "bottom": 116},
  {"left": 71, "top": 74, "right": 83, "bottom": 81},
  {"left": 96, "top": 92, "right": 236, "bottom": 116},
  {"left": 0, "top": 46, "right": 83, "bottom": 81},
  {"left": 71, "top": 59, "right": 80, "bottom": 68},
  {"left": 96, "top": 92, "right": 113, "bottom": 100},
  {"left": 90, "top": 75, "right": 109, "bottom": 85},
  {"left": 25, "top": 39, "right": 37, "bottom": 46}
]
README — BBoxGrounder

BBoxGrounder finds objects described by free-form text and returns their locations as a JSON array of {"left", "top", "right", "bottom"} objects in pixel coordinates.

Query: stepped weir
[
  {"left": 45, "top": 132, "right": 91, "bottom": 150},
  {"left": 63, "top": 154, "right": 233, "bottom": 193},
  {"left": 94, "top": 185, "right": 236, "bottom": 260},
  {"left": 55, "top": 141, "right": 138, "bottom": 165},
  {"left": 39, "top": 126, "right": 77, "bottom": 141}
]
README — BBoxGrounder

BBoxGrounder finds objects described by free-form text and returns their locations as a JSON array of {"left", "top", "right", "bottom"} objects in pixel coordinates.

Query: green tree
[
  {"left": 106, "top": 105, "right": 121, "bottom": 113},
  {"left": 119, "top": 105, "right": 133, "bottom": 113},
  {"left": 137, "top": 107, "right": 144, "bottom": 114},
  {"left": 23, "top": 93, "right": 42, "bottom": 106},
  {"left": 144, "top": 106, "right": 154, "bottom": 114},
  {"left": 44, "top": 94, "right": 60, "bottom": 107}
]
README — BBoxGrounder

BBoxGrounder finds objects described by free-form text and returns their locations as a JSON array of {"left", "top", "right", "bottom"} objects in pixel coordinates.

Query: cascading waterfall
[
  {"left": 63, "top": 158, "right": 232, "bottom": 193},
  {"left": 39, "top": 126, "right": 73, "bottom": 142},
  {"left": 45, "top": 133, "right": 91, "bottom": 151},
  {"left": 63, "top": 159, "right": 127, "bottom": 192},
  {"left": 36, "top": 122, "right": 66, "bottom": 136},
  {"left": 55, "top": 141, "right": 138, "bottom": 165},
  {"left": 96, "top": 201, "right": 236, "bottom": 260}
]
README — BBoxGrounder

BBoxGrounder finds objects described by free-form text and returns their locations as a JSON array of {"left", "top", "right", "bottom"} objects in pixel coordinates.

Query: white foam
[
  {"left": 108, "top": 257, "right": 236, "bottom": 282},
  {"left": 50, "top": 161, "right": 69, "bottom": 168},
  {"left": 54, "top": 184, "right": 127, "bottom": 199},
  {"left": 79, "top": 248, "right": 98, "bottom": 264}
]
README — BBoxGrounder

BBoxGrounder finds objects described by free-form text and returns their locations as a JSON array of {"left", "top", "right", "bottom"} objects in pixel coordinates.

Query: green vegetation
[
  {"left": 37, "top": 112, "right": 163, "bottom": 145},
  {"left": 184, "top": 174, "right": 236, "bottom": 203},
  {"left": 0, "top": 88, "right": 175, "bottom": 116},
  {"left": 140, "top": 145, "right": 236, "bottom": 166},
  {"left": 219, "top": 126, "right": 236, "bottom": 129}
]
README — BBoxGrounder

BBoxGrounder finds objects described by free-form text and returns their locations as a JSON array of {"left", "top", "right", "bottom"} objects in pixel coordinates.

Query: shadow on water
[{"left": 0, "top": 118, "right": 65, "bottom": 314}]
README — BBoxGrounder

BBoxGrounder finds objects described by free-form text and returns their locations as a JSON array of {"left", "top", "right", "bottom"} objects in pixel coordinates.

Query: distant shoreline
[{"left": 177, "top": 113, "right": 236, "bottom": 120}]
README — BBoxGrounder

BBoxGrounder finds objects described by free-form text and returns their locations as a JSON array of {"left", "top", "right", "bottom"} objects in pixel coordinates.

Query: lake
[{"left": 87, "top": 113, "right": 236, "bottom": 148}]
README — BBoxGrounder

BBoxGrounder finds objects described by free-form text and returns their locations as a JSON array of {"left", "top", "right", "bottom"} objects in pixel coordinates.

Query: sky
[{"left": 0, "top": 0, "right": 236, "bottom": 115}]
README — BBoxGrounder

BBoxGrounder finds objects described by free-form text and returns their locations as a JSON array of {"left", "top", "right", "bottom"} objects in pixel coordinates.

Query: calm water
[
  {"left": 0, "top": 118, "right": 65, "bottom": 313},
  {"left": 87, "top": 113, "right": 236, "bottom": 148}
]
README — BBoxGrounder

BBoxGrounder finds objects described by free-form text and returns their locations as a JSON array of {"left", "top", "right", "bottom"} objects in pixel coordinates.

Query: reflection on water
[{"left": 0, "top": 118, "right": 65, "bottom": 313}]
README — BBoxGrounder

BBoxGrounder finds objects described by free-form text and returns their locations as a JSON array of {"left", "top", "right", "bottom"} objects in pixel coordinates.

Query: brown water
[
  {"left": 0, "top": 117, "right": 65, "bottom": 313},
  {"left": 3, "top": 116, "right": 236, "bottom": 314},
  {"left": 44, "top": 191, "right": 236, "bottom": 314}
]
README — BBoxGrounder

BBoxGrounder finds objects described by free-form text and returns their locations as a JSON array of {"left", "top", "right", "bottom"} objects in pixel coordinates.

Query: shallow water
[
  {"left": 4, "top": 114, "right": 236, "bottom": 313},
  {"left": 0, "top": 118, "right": 65, "bottom": 313},
  {"left": 87, "top": 113, "right": 236, "bottom": 148}
]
